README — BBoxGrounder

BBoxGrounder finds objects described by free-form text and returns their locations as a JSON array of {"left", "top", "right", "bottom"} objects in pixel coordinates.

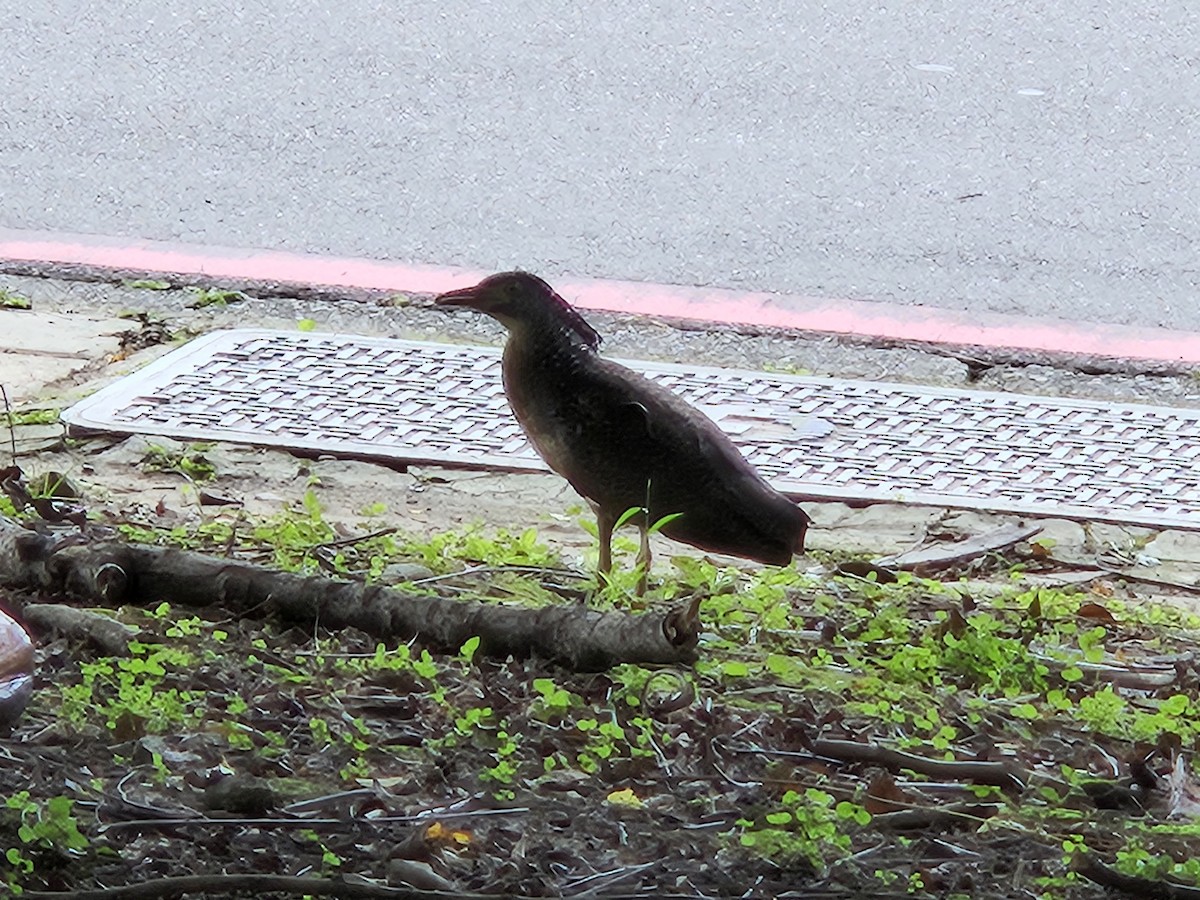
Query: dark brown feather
[{"left": 436, "top": 272, "right": 810, "bottom": 567}]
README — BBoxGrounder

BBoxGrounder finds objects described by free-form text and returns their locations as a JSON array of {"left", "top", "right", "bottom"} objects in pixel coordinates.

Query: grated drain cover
[{"left": 63, "top": 329, "right": 1200, "bottom": 530}]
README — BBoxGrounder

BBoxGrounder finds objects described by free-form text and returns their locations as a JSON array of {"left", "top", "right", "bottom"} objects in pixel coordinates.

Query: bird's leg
[
  {"left": 635, "top": 522, "right": 652, "bottom": 596},
  {"left": 635, "top": 477, "right": 654, "bottom": 595},
  {"left": 594, "top": 505, "right": 615, "bottom": 582}
]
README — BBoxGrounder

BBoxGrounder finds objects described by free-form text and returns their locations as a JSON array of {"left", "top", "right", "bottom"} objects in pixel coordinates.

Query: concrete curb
[{"left": 3, "top": 226, "right": 1200, "bottom": 367}]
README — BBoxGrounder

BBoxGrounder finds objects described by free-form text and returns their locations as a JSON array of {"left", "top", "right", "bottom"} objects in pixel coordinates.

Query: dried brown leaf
[{"left": 1078, "top": 601, "right": 1118, "bottom": 624}]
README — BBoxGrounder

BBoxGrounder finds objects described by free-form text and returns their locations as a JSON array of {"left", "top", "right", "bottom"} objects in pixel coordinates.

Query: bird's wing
[
  {"left": 607, "top": 365, "right": 806, "bottom": 509},
  {"left": 591, "top": 360, "right": 765, "bottom": 482}
]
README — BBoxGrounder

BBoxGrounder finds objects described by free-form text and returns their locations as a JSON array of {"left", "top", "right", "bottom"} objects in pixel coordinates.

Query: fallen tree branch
[
  {"left": 1031, "top": 650, "right": 1179, "bottom": 691},
  {"left": 811, "top": 739, "right": 1026, "bottom": 791},
  {"left": 19, "top": 870, "right": 709, "bottom": 900},
  {"left": 0, "top": 517, "right": 700, "bottom": 670},
  {"left": 870, "top": 802, "right": 1000, "bottom": 831},
  {"left": 21, "top": 872, "right": 480, "bottom": 900},
  {"left": 727, "top": 738, "right": 1026, "bottom": 791},
  {"left": 1048, "top": 553, "right": 1200, "bottom": 596},
  {"left": 21, "top": 602, "right": 135, "bottom": 656},
  {"left": 873, "top": 522, "right": 1043, "bottom": 573},
  {"left": 1075, "top": 852, "right": 1200, "bottom": 899}
]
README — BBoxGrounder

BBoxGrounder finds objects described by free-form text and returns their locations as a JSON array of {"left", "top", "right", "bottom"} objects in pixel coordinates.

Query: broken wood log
[
  {"left": 810, "top": 738, "right": 1026, "bottom": 791},
  {"left": 1075, "top": 852, "right": 1200, "bottom": 899},
  {"left": 21, "top": 603, "right": 136, "bottom": 656},
  {"left": 728, "top": 738, "right": 1027, "bottom": 791},
  {"left": 0, "top": 517, "right": 700, "bottom": 671},
  {"left": 872, "top": 522, "right": 1044, "bottom": 573}
]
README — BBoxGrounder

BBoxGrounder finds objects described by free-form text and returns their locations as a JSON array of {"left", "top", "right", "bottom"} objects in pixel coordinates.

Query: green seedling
[
  {"left": 141, "top": 442, "right": 217, "bottom": 482},
  {"left": 0, "top": 289, "right": 31, "bottom": 310},
  {"left": 186, "top": 287, "right": 249, "bottom": 308},
  {"left": 4, "top": 408, "right": 59, "bottom": 427},
  {"left": 2, "top": 793, "right": 88, "bottom": 893},
  {"left": 736, "top": 788, "right": 869, "bottom": 872}
]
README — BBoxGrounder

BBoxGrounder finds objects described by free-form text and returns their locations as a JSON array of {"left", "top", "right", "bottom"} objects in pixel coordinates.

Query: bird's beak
[{"left": 434, "top": 284, "right": 482, "bottom": 307}]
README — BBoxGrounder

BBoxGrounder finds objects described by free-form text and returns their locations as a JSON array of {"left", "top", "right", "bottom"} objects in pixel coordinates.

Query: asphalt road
[{"left": 2, "top": 1, "right": 1196, "bottom": 329}]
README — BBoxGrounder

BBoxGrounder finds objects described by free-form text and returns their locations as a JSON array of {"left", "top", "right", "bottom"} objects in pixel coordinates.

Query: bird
[{"left": 435, "top": 272, "right": 811, "bottom": 591}]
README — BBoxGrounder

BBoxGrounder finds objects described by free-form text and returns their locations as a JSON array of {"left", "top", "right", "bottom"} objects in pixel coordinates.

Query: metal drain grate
[{"left": 63, "top": 329, "right": 1200, "bottom": 530}]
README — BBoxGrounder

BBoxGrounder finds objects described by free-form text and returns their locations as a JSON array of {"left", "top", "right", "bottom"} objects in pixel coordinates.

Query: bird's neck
[
  {"left": 501, "top": 315, "right": 597, "bottom": 360},
  {"left": 501, "top": 318, "right": 597, "bottom": 403}
]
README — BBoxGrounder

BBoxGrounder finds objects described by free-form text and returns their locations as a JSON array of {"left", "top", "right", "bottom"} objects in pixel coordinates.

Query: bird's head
[{"left": 435, "top": 271, "right": 601, "bottom": 349}]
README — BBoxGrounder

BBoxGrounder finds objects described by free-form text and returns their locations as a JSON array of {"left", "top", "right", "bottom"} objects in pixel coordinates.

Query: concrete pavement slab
[{"left": 0, "top": 307, "right": 128, "bottom": 403}]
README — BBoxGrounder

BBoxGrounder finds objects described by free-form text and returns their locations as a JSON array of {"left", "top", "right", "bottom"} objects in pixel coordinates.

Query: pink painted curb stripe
[{"left": 3, "top": 227, "right": 1200, "bottom": 365}]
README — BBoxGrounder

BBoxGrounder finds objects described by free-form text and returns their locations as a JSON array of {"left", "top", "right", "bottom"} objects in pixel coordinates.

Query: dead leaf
[
  {"left": 864, "top": 771, "right": 915, "bottom": 815},
  {"left": 934, "top": 607, "right": 968, "bottom": 640},
  {"left": 606, "top": 787, "right": 645, "bottom": 808},
  {"left": 1078, "top": 602, "right": 1118, "bottom": 625},
  {"left": 425, "top": 822, "right": 472, "bottom": 850},
  {"left": 1028, "top": 593, "right": 1042, "bottom": 620}
]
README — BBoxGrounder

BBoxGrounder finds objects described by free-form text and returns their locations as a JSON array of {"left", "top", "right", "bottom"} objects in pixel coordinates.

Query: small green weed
[
  {"left": 141, "top": 442, "right": 217, "bottom": 482},
  {"left": 762, "top": 361, "right": 813, "bottom": 376},
  {"left": 58, "top": 640, "right": 206, "bottom": 737},
  {"left": 1114, "top": 838, "right": 1200, "bottom": 886},
  {"left": 481, "top": 725, "right": 521, "bottom": 797},
  {"left": 252, "top": 490, "right": 337, "bottom": 570},
  {"left": 0, "top": 288, "right": 31, "bottom": 310},
  {"left": 531, "top": 677, "right": 579, "bottom": 720},
  {"left": 2, "top": 792, "right": 89, "bottom": 894},
  {"left": 427, "top": 701, "right": 520, "bottom": 799},
  {"left": 186, "top": 287, "right": 249, "bottom": 308},
  {"left": 402, "top": 524, "right": 558, "bottom": 572},
  {"left": 4, "top": 408, "right": 59, "bottom": 427},
  {"left": 298, "top": 829, "right": 343, "bottom": 873},
  {"left": 573, "top": 714, "right": 662, "bottom": 773},
  {"left": 737, "top": 788, "right": 869, "bottom": 872}
]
